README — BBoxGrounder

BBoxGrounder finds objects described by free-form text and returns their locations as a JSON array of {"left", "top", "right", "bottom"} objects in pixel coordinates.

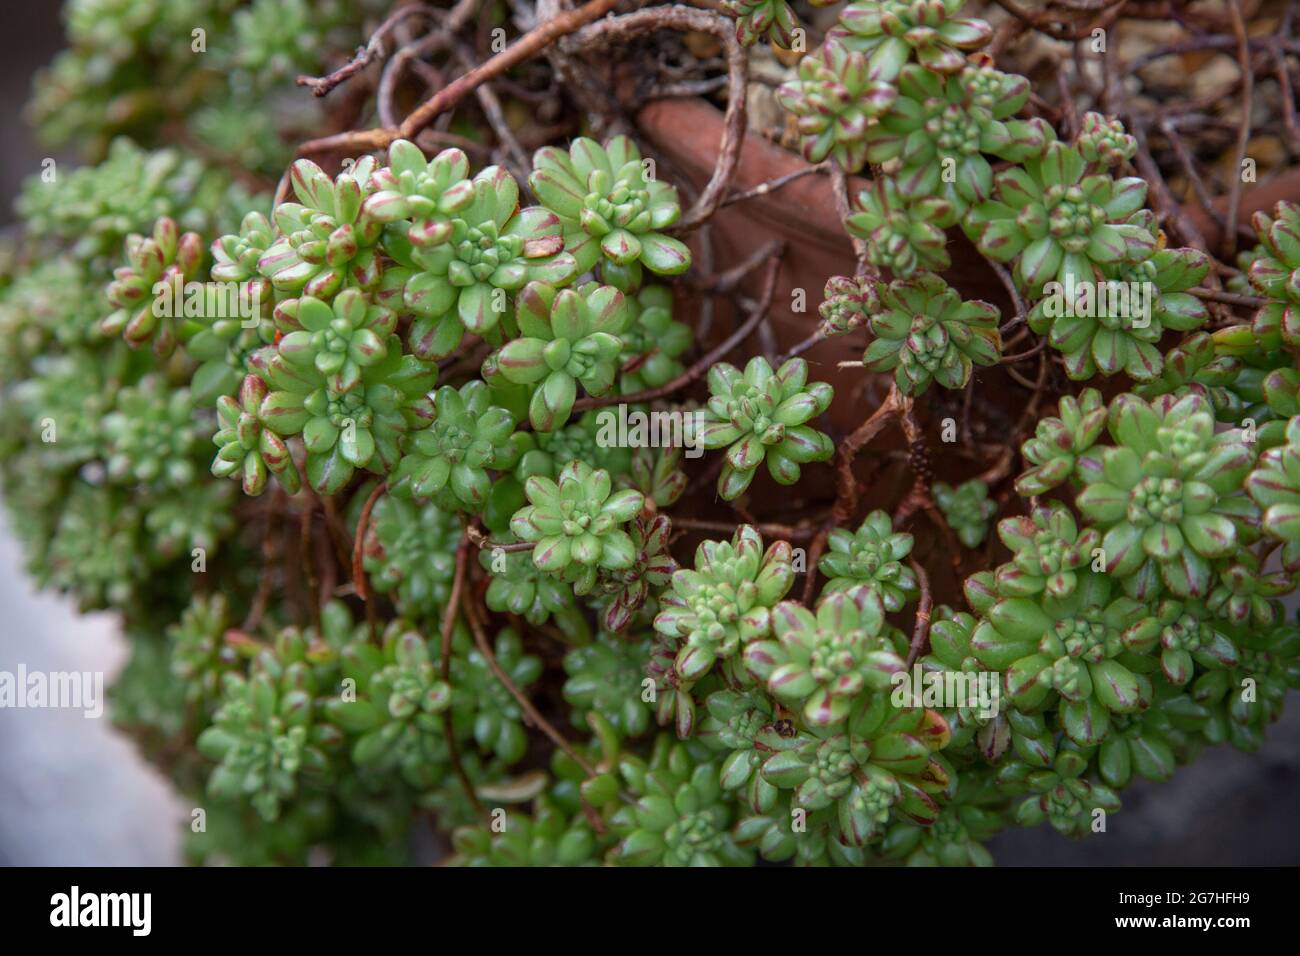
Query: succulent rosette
[
  {"left": 529, "top": 136, "right": 690, "bottom": 292},
  {"left": 968, "top": 140, "right": 1156, "bottom": 294},
  {"left": 258, "top": 157, "right": 383, "bottom": 299},
  {"left": 275, "top": 289, "right": 396, "bottom": 394},
  {"left": 865, "top": 61, "right": 1048, "bottom": 216},
  {"left": 616, "top": 285, "right": 692, "bottom": 393},
  {"left": 388, "top": 380, "right": 523, "bottom": 512},
  {"left": 1075, "top": 392, "right": 1256, "bottom": 598},
  {"left": 1028, "top": 244, "right": 1210, "bottom": 381},
  {"left": 362, "top": 140, "right": 474, "bottom": 247},
  {"left": 509, "top": 460, "right": 645, "bottom": 595},
  {"left": 722, "top": 0, "right": 801, "bottom": 48},
  {"left": 846, "top": 178, "right": 954, "bottom": 276},
  {"left": 818, "top": 510, "right": 918, "bottom": 610},
  {"left": 993, "top": 502, "right": 1101, "bottom": 600},
  {"left": 211, "top": 373, "right": 301, "bottom": 496},
  {"left": 819, "top": 274, "right": 881, "bottom": 336},
  {"left": 1015, "top": 388, "right": 1107, "bottom": 496},
  {"left": 832, "top": 0, "right": 993, "bottom": 80},
  {"left": 971, "top": 570, "right": 1149, "bottom": 746},
  {"left": 394, "top": 165, "right": 578, "bottom": 359},
  {"left": 861, "top": 271, "right": 1000, "bottom": 395},
  {"left": 102, "top": 216, "right": 205, "bottom": 357},
  {"left": 933, "top": 478, "right": 997, "bottom": 548},
  {"left": 775, "top": 38, "right": 898, "bottom": 174},
  {"left": 655, "top": 525, "right": 795, "bottom": 682},
  {"left": 1242, "top": 200, "right": 1300, "bottom": 350},
  {"left": 744, "top": 591, "right": 907, "bottom": 727},
  {"left": 488, "top": 280, "right": 631, "bottom": 431},
  {"left": 698, "top": 356, "right": 835, "bottom": 499}
]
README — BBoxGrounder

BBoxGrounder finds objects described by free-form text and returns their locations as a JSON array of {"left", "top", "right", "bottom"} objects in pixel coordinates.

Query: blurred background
[{"left": 1, "top": 1, "right": 1297, "bottom": 866}]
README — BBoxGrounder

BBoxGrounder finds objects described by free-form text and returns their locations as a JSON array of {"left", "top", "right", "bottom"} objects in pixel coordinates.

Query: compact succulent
[
  {"left": 819, "top": 273, "right": 880, "bottom": 336},
  {"left": 865, "top": 61, "right": 1047, "bottom": 217},
  {"left": 818, "top": 510, "right": 918, "bottom": 610},
  {"left": 775, "top": 38, "right": 897, "bottom": 174},
  {"left": 6, "top": 0, "right": 1299, "bottom": 873},
  {"left": 389, "top": 380, "right": 522, "bottom": 511},
  {"left": 1074, "top": 392, "right": 1255, "bottom": 598},
  {"left": 846, "top": 178, "right": 954, "bottom": 276},
  {"left": 933, "top": 479, "right": 997, "bottom": 548},
  {"left": 969, "top": 141, "right": 1156, "bottom": 295},
  {"left": 397, "top": 164, "right": 577, "bottom": 358},
  {"left": 861, "top": 271, "right": 1000, "bottom": 394},
  {"left": 744, "top": 592, "right": 906, "bottom": 727},
  {"left": 656, "top": 525, "right": 795, "bottom": 682},
  {"left": 102, "top": 216, "right": 205, "bottom": 357},
  {"left": 832, "top": 0, "right": 993, "bottom": 80},
  {"left": 698, "top": 356, "right": 835, "bottom": 499},
  {"left": 1027, "top": 244, "right": 1210, "bottom": 381},
  {"left": 530, "top": 136, "right": 690, "bottom": 292},
  {"left": 489, "top": 281, "right": 631, "bottom": 431},
  {"left": 509, "top": 460, "right": 645, "bottom": 595}
]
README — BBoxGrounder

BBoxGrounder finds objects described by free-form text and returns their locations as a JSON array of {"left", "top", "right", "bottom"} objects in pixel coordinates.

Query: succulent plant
[
  {"left": 259, "top": 157, "right": 384, "bottom": 299},
  {"left": 833, "top": 1, "right": 993, "bottom": 80},
  {"left": 1075, "top": 112, "right": 1138, "bottom": 168},
  {"left": 489, "top": 281, "right": 631, "bottom": 431},
  {"left": 1015, "top": 388, "right": 1107, "bottom": 496},
  {"left": 1242, "top": 201, "right": 1300, "bottom": 351},
  {"left": 451, "top": 797, "right": 600, "bottom": 866},
  {"left": 363, "top": 140, "right": 474, "bottom": 247},
  {"left": 998, "top": 741, "right": 1121, "bottom": 838},
  {"left": 1075, "top": 392, "right": 1256, "bottom": 598},
  {"left": 616, "top": 285, "right": 692, "bottom": 393},
  {"left": 993, "top": 502, "right": 1101, "bottom": 600},
  {"left": 861, "top": 271, "right": 1000, "bottom": 394},
  {"left": 255, "top": 338, "right": 436, "bottom": 494},
  {"left": 102, "top": 216, "right": 206, "bottom": 357},
  {"left": 818, "top": 510, "right": 918, "bottom": 610},
  {"left": 211, "top": 373, "right": 302, "bottom": 496},
  {"left": 933, "top": 478, "right": 997, "bottom": 548},
  {"left": 865, "top": 61, "right": 1048, "bottom": 217},
  {"left": 611, "top": 738, "right": 752, "bottom": 866},
  {"left": 744, "top": 592, "right": 906, "bottom": 727},
  {"left": 168, "top": 593, "right": 239, "bottom": 709},
  {"left": 775, "top": 38, "right": 898, "bottom": 173},
  {"left": 563, "top": 631, "right": 655, "bottom": 738},
  {"left": 389, "top": 380, "right": 522, "bottom": 511},
  {"left": 698, "top": 356, "right": 835, "bottom": 499},
  {"left": 327, "top": 625, "right": 451, "bottom": 790},
  {"left": 655, "top": 525, "right": 795, "bottom": 682},
  {"left": 973, "top": 571, "right": 1148, "bottom": 745},
  {"left": 450, "top": 626, "right": 542, "bottom": 764},
  {"left": 101, "top": 376, "right": 203, "bottom": 488},
  {"left": 529, "top": 136, "right": 690, "bottom": 292},
  {"left": 819, "top": 274, "right": 881, "bottom": 335},
  {"left": 361, "top": 495, "right": 463, "bottom": 617},
  {"left": 592, "top": 514, "right": 677, "bottom": 632},
  {"left": 1028, "top": 245, "right": 1210, "bottom": 381},
  {"left": 722, "top": 0, "right": 801, "bottom": 48},
  {"left": 199, "top": 662, "right": 334, "bottom": 822},
  {"left": 969, "top": 141, "right": 1156, "bottom": 295},
  {"left": 846, "top": 178, "right": 954, "bottom": 276},
  {"left": 1246, "top": 414, "right": 1300, "bottom": 569},
  {"left": 509, "top": 460, "right": 645, "bottom": 594},
  {"left": 396, "top": 165, "right": 577, "bottom": 359}
]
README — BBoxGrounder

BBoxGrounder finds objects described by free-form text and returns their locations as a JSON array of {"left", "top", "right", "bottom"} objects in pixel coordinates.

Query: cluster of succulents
[{"left": 4, "top": 0, "right": 1300, "bottom": 871}]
